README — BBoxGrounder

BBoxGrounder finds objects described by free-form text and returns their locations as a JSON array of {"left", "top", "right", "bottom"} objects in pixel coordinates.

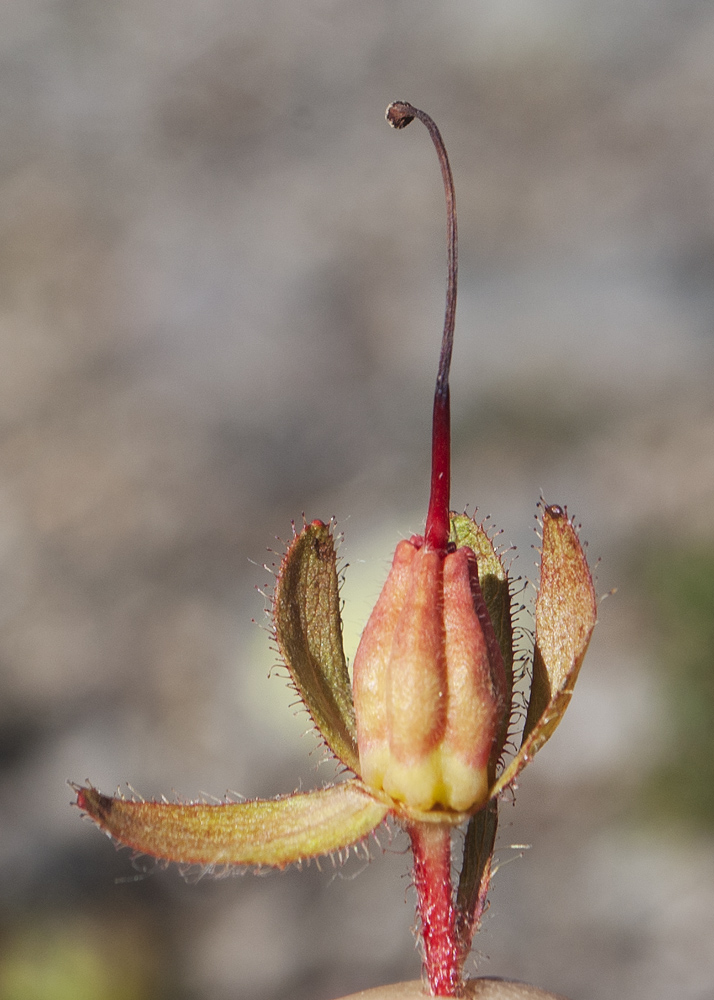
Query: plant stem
[{"left": 408, "top": 821, "right": 460, "bottom": 997}]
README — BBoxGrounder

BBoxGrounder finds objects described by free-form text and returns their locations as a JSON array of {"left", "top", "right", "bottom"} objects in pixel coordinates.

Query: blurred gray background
[{"left": 2, "top": 2, "right": 714, "bottom": 998}]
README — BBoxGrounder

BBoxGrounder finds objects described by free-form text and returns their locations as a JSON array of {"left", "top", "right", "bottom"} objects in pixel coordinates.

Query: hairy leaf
[
  {"left": 74, "top": 779, "right": 387, "bottom": 868},
  {"left": 273, "top": 520, "right": 359, "bottom": 772},
  {"left": 493, "top": 504, "right": 596, "bottom": 795}
]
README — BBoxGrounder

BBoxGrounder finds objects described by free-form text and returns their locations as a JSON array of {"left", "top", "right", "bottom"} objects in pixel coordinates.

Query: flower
[{"left": 74, "top": 102, "right": 596, "bottom": 997}]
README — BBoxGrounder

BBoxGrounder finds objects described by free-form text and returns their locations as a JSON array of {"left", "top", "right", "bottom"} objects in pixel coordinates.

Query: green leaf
[
  {"left": 74, "top": 780, "right": 388, "bottom": 868},
  {"left": 492, "top": 503, "right": 596, "bottom": 795},
  {"left": 273, "top": 520, "right": 360, "bottom": 772}
]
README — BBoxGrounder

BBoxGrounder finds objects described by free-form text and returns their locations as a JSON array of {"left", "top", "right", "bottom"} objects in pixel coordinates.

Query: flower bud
[{"left": 352, "top": 535, "right": 507, "bottom": 813}]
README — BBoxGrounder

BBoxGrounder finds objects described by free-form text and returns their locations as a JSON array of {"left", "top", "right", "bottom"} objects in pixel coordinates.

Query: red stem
[
  {"left": 408, "top": 822, "right": 460, "bottom": 996},
  {"left": 426, "top": 390, "right": 451, "bottom": 553},
  {"left": 386, "top": 102, "right": 457, "bottom": 554}
]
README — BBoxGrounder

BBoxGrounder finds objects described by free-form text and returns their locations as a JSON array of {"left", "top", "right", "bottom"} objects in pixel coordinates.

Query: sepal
[
  {"left": 492, "top": 503, "right": 596, "bottom": 796},
  {"left": 73, "top": 779, "right": 388, "bottom": 869},
  {"left": 455, "top": 799, "right": 499, "bottom": 968},
  {"left": 273, "top": 520, "right": 359, "bottom": 772},
  {"left": 449, "top": 513, "right": 514, "bottom": 737}
]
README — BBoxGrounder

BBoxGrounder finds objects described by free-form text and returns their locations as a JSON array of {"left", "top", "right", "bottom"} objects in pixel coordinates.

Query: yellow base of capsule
[{"left": 360, "top": 745, "right": 489, "bottom": 814}]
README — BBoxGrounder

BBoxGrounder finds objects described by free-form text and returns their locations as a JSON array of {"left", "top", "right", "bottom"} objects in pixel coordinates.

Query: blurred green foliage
[
  {"left": 0, "top": 918, "right": 157, "bottom": 1000},
  {"left": 640, "top": 545, "right": 714, "bottom": 829}
]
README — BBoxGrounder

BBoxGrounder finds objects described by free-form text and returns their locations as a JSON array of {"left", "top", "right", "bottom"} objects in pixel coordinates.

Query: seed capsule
[{"left": 352, "top": 535, "right": 507, "bottom": 813}]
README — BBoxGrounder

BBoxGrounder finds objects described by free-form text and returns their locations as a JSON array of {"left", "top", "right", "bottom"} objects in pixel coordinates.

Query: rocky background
[{"left": 2, "top": 2, "right": 714, "bottom": 999}]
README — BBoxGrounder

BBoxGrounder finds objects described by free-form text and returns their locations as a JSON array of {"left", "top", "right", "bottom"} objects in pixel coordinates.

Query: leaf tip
[{"left": 72, "top": 781, "right": 114, "bottom": 825}]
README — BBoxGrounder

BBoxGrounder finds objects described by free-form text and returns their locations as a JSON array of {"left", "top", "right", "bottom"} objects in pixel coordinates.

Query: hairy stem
[{"left": 408, "top": 821, "right": 460, "bottom": 996}]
